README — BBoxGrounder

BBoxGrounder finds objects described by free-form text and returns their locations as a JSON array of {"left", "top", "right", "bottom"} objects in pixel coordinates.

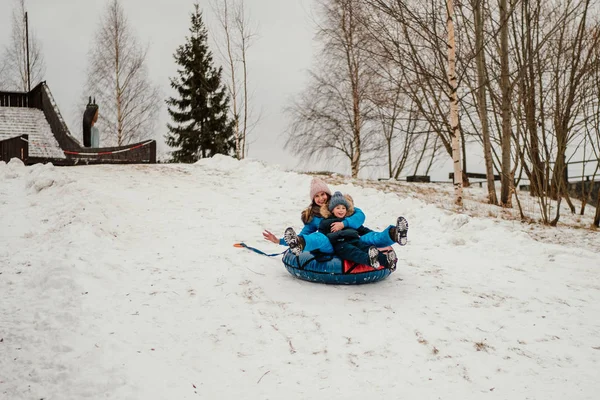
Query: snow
[
  {"left": 0, "top": 107, "right": 65, "bottom": 160},
  {"left": 1, "top": 155, "right": 599, "bottom": 400}
]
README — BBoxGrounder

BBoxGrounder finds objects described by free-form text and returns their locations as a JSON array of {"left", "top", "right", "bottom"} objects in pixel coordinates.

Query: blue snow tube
[{"left": 282, "top": 250, "right": 392, "bottom": 285}]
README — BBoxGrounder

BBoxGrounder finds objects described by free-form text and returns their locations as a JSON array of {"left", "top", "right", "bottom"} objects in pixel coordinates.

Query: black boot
[
  {"left": 394, "top": 216, "right": 409, "bottom": 246},
  {"left": 385, "top": 248, "right": 397, "bottom": 271},
  {"left": 284, "top": 227, "right": 304, "bottom": 255},
  {"left": 368, "top": 246, "right": 380, "bottom": 269}
]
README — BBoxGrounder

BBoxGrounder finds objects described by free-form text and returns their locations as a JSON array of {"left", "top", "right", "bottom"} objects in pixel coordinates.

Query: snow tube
[{"left": 282, "top": 250, "right": 392, "bottom": 285}]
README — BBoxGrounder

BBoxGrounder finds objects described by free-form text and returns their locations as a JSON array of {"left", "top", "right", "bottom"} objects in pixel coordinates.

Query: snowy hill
[{"left": 1, "top": 156, "right": 598, "bottom": 400}]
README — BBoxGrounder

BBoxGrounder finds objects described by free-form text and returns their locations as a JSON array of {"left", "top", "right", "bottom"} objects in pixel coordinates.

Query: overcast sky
[{"left": 0, "top": 0, "right": 338, "bottom": 171}]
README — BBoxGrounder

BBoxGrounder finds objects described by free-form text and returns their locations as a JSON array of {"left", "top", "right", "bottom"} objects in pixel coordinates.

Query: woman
[{"left": 263, "top": 177, "right": 408, "bottom": 255}]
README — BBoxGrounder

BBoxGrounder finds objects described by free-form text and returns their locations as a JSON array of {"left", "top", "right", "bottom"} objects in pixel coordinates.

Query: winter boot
[
  {"left": 385, "top": 248, "right": 398, "bottom": 271},
  {"left": 394, "top": 216, "right": 409, "bottom": 246},
  {"left": 368, "top": 246, "right": 380, "bottom": 269},
  {"left": 284, "top": 227, "right": 304, "bottom": 255}
]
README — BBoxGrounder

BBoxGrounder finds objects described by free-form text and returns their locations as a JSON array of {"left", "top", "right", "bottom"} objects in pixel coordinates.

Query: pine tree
[{"left": 166, "top": 4, "right": 235, "bottom": 163}]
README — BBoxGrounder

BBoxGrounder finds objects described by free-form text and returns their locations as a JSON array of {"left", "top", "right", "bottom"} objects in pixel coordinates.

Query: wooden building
[{"left": 0, "top": 82, "right": 156, "bottom": 165}]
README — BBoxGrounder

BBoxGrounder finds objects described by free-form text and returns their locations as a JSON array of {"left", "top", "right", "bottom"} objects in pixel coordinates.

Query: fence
[
  {"left": 0, "top": 91, "right": 29, "bottom": 107},
  {"left": 62, "top": 140, "right": 157, "bottom": 164},
  {"left": 564, "top": 159, "right": 600, "bottom": 182}
]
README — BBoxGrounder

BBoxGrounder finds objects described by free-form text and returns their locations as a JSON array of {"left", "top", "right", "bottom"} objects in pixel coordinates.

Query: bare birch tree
[
  {"left": 361, "top": 24, "right": 440, "bottom": 180},
  {"left": 510, "top": 0, "right": 552, "bottom": 201},
  {"left": 81, "top": 0, "right": 160, "bottom": 146},
  {"left": 446, "top": 0, "right": 464, "bottom": 207},
  {"left": 211, "top": 0, "right": 258, "bottom": 159},
  {"left": 498, "top": 0, "right": 513, "bottom": 207},
  {"left": 472, "top": 0, "right": 498, "bottom": 204},
  {"left": 1, "top": 0, "right": 45, "bottom": 91},
  {"left": 364, "top": 0, "right": 465, "bottom": 199},
  {"left": 286, "top": 0, "right": 379, "bottom": 178},
  {"left": 370, "top": 80, "right": 409, "bottom": 178},
  {"left": 365, "top": 2, "right": 465, "bottom": 169},
  {"left": 547, "top": 1, "right": 599, "bottom": 218}
]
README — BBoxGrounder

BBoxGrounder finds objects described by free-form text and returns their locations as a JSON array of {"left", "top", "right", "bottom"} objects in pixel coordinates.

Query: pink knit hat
[{"left": 309, "top": 177, "right": 332, "bottom": 201}]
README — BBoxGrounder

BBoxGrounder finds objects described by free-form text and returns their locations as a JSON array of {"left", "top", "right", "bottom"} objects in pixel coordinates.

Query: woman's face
[{"left": 313, "top": 191, "right": 329, "bottom": 207}]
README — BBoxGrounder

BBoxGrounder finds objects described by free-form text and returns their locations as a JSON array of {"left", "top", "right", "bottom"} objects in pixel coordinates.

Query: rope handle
[{"left": 234, "top": 242, "right": 287, "bottom": 257}]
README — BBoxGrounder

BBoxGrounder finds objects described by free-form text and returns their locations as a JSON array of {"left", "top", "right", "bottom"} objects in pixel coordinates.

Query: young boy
[{"left": 318, "top": 191, "right": 397, "bottom": 270}]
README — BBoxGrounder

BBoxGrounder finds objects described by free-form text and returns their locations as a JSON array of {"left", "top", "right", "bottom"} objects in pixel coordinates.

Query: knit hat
[
  {"left": 328, "top": 191, "right": 350, "bottom": 211},
  {"left": 309, "top": 177, "right": 332, "bottom": 201}
]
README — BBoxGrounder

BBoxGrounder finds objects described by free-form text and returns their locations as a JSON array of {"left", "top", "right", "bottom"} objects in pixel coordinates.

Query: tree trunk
[
  {"left": 351, "top": 90, "right": 361, "bottom": 177},
  {"left": 447, "top": 0, "right": 463, "bottom": 207},
  {"left": 519, "top": 0, "right": 545, "bottom": 198},
  {"left": 241, "top": 35, "right": 249, "bottom": 158},
  {"left": 114, "top": 23, "right": 123, "bottom": 147},
  {"left": 474, "top": 0, "right": 497, "bottom": 204},
  {"left": 387, "top": 136, "right": 393, "bottom": 178},
  {"left": 461, "top": 130, "right": 470, "bottom": 188},
  {"left": 550, "top": 197, "right": 562, "bottom": 226},
  {"left": 223, "top": 0, "right": 240, "bottom": 159},
  {"left": 346, "top": 3, "right": 361, "bottom": 179},
  {"left": 499, "top": 0, "right": 512, "bottom": 207},
  {"left": 551, "top": 148, "right": 568, "bottom": 200},
  {"left": 594, "top": 189, "right": 600, "bottom": 227}
]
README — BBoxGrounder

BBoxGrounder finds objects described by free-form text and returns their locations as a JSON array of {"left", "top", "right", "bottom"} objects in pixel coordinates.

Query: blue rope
[{"left": 235, "top": 242, "right": 287, "bottom": 257}]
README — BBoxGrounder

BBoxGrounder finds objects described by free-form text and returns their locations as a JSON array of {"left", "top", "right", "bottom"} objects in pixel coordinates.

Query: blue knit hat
[{"left": 328, "top": 191, "right": 349, "bottom": 211}]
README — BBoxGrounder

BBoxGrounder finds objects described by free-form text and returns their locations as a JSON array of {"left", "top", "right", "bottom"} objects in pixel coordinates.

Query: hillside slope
[{"left": 1, "top": 156, "right": 598, "bottom": 400}]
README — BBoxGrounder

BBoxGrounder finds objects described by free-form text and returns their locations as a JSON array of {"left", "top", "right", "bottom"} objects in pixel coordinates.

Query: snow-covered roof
[{"left": 0, "top": 106, "right": 65, "bottom": 159}]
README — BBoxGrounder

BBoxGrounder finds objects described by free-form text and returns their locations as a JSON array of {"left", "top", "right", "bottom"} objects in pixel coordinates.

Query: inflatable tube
[{"left": 282, "top": 251, "right": 392, "bottom": 285}]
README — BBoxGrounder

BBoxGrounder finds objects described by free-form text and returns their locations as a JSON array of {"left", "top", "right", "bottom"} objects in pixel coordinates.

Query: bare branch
[
  {"left": 80, "top": 0, "right": 160, "bottom": 146},
  {"left": 1, "top": 0, "right": 46, "bottom": 91},
  {"left": 210, "top": 0, "right": 259, "bottom": 159}
]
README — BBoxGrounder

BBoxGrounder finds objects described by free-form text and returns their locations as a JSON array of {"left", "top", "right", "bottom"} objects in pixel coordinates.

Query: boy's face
[{"left": 333, "top": 204, "right": 347, "bottom": 218}]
